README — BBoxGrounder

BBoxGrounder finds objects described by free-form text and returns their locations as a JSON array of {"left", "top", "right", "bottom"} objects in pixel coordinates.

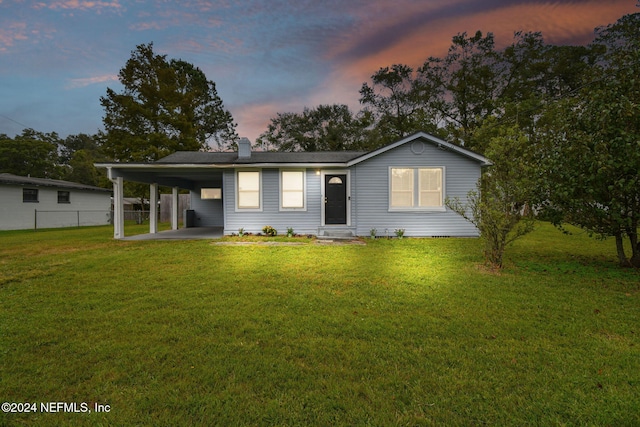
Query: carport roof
[{"left": 94, "top": 149, "right": 372, "bottom": 188}]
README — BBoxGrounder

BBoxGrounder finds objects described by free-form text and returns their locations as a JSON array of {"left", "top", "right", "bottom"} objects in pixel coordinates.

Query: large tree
[
  {"left": 257, "top": 104, "right": 373, "bottom": 152},
  {"left": 59, "top": 133, "right": 108, "bottom": 187},
  {"left": 101, "top": 43, "right": 237, "bottom": 162},
  {"left": 418, "top": 31, "right": 501, "bottom": 150},
  {"left": 360, "top": 31, "right": 553, "bottom": 152},
  {"left": 359, "top": 64, "right": 444, "bottom": 146},
  {"left": 538, "top": 13, "right": 640, "bottom": 267}
]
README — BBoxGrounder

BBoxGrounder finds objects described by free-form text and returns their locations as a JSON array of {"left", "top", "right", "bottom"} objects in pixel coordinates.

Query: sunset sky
[{"left": 0, "top": 0, "right": 637, "bottom": 143}]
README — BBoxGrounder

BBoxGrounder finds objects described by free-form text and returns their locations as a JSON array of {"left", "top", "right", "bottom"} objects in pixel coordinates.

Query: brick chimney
[{"left": 237, "top": 137, "right": 251, "bottom": 159}]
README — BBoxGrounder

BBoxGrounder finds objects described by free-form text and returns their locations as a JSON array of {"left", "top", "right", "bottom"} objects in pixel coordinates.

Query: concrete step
[{"left": 318, "top": 230, "right": 355, "bottom": 240}]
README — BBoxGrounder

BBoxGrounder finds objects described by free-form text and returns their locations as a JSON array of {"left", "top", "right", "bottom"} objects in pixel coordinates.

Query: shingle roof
[
  {"left": 96, "top": 132, "right": 491, "bottom": 170},
  {"left": 155, "top": 150, "right": 367, "bottom": 164},
  {"left": 0, "top": 173, "right": 111, "bottom": 192}
]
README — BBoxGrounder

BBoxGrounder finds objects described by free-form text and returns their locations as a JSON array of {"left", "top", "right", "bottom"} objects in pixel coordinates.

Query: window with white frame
[
  {"left": 419, "top": 168, "right": 442, "bottom": 207},
  {"left": 390, "top": 168, "right": 414, "bottom": 207},
  {"left": 201, "top": 188, "right": 222, "bottom": 199},
  {"left": 390, "top": 167, "right": 443, "bottom": 209},
  {"left": 280, "top": 170, "right": 305, "bottom": 209},
  {"left": 237, "top": 171, "right": 261, "bottom": 209}
]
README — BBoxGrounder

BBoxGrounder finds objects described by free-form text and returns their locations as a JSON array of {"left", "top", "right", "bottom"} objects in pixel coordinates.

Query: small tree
[{"left": 446, "top": 125, "right": 535, "bottom": 268}]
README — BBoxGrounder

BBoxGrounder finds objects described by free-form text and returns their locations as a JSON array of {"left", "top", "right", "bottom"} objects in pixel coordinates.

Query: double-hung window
[
  {"left": 419, "top": 168, "right": 442, "bottom": 207},
  {"left": 390, "top": 167, "right": 444, "bottom": 210},
  {"left": 280, "top": 170, "right": 305, "bottom": 210},
  {"left": 390, "top": 168, "right": 414, "bottom": 207},
  {"left": 23, "top": 188, "right": 38, "bottom": 203},
  {"left": 58, "top": 190, "right": 70, "bottom": 204},
  {"left": 237, "top": 171, "right": 261, "bottom": 210}
]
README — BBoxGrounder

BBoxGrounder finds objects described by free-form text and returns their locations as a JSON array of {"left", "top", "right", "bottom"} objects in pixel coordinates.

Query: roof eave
[
  {"left": 95, "top": 162, "right": 352, "bottom": 169},
  {"left": 0, "top": 175, "right": 111, "bottom": 192}
]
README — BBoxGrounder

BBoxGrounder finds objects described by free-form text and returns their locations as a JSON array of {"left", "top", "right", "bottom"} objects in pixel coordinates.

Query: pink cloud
[
  {"left": 130, "top": 3, "right": 225, "bottom": 33},
  {"left": 443, "top": 1, "right": 636, "bottom": 48},
  {"left": 235, "top": 105, "right": 272, "bottom": 140},
  {"left": 130, "top": 21, "right": 165, "bottom": 31},
  {"left": 323, "top": 0, "right": 637, "bottom": 113},
  {"left": 213, "top": 0, "right": 639, "bottom": 142},
  {"left": 65, "top": 74, "right": 118, "bottom": 89},
  {"left": 0, "top": 22, "right": 28, "bottom": 52},
  {"left": 233, "top": 101, "right": 302, "bottom": 143},
  {"left": 33, "top": 1, "right": 122, "bottom": 12}
]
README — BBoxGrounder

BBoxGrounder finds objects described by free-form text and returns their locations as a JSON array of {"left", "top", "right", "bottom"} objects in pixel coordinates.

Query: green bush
[{"left": 262, "top": 225, "right": 277, "bottom": 236}]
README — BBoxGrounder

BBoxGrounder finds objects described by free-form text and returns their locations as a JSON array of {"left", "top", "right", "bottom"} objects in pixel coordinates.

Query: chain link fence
[
  {"left": 32, "top": 209, "right": 165, "bottom": 230},
  {"left": 32, "top": 197, "right": 190, "bottom": 230},
  {"left": 33, "top": 209, "right": 113, "bottom": 230}
]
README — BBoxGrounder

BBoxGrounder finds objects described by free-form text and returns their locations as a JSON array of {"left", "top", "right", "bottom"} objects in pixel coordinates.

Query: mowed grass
[{"left": 0, "top": 223, "right": 638, "bottom": 426}]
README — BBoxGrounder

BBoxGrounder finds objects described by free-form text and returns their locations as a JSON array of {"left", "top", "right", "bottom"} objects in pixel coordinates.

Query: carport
[{"left": 96, "top": 162, "right": 226, "bottom": 239}]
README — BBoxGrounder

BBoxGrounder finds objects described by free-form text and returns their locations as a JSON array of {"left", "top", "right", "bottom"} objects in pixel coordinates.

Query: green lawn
[{"left": 1, "top": 223, "right": 638, "bottom": 426}]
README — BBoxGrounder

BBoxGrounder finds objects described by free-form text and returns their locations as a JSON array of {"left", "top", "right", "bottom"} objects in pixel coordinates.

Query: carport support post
[
  {"left": 149, "top": 183, "right": 158, "bottom": 234},
  {"left": 113, "top": 175, "right": 124, "bottom": 239},
  {"left": 171, "top": 186, "right": 179, "bottom": 230}
]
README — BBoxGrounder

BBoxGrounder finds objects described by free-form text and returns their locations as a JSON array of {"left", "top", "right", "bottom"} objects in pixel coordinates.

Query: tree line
[
  {"left": 0, "top": 130, "right": 109, "bottom": 187},
  {"left": 258, "top": 13, "right": 639, "bottom": 268},
  {"left": 0, "top": 13, "right": 637, "bottom": 267}
]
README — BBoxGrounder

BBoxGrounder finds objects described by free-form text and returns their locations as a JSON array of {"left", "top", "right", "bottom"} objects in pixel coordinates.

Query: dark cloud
[{"left": 336, "top": 0, "right": 619, "bottom": 62}]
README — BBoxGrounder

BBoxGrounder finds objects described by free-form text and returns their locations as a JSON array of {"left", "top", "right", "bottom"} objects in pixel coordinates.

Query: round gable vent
[{"left": 411, "top": 141, "right": 425, "bottom": 154}]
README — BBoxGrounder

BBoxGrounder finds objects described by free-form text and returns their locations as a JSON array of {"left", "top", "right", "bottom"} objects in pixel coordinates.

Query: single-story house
[
  {"left": 96, "top": 132, "right": 491, "bottom": 239},
  {"left": 0, "top": 173, "right": 112, "bottom": 230}
]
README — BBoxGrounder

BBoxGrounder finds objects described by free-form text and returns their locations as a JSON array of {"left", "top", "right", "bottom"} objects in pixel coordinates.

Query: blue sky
[{"left": 0, "top": 0, "right": 636, "bottom": 143}]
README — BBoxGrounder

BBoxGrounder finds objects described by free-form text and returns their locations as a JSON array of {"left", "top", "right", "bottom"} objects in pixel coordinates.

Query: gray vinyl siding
[
  {"left": 189, "top": 175, "right": 224, "bottom": 227},
  {"left": 220, "top": 142, "right": 481, "bottom": 236},
  {"left": 352, "top": 141, "right": 480, "bottom": 237},
  {"left": 223, "top": 169, "right": 322, "bottom": 235}
]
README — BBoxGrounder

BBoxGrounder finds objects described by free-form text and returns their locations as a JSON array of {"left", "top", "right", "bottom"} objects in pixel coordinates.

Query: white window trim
[
  {"left": 388, "top": 166, "right": 446, "bottom": 212},
  {"left": 235, "top": 169, "right": 262, "bottom": 211},
  {"left": 279, "top": 169, "right": 307, "bottom": 211},
  {"left": 201, "top": 188, "right": 222, "bottom": 199}
]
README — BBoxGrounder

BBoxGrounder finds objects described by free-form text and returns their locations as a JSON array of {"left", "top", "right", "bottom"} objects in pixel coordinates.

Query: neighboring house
[
  {"left": 96, "top": 132, "right": 491, "bottom": 239},
  {"left": 0, "top": 173, "right": 112, "bottom": 230}
]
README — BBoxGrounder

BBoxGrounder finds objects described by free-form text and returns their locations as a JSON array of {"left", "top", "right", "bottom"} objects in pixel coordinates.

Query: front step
[{"left": 317, "top": 229, "right": 355, "bottom": 240}]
